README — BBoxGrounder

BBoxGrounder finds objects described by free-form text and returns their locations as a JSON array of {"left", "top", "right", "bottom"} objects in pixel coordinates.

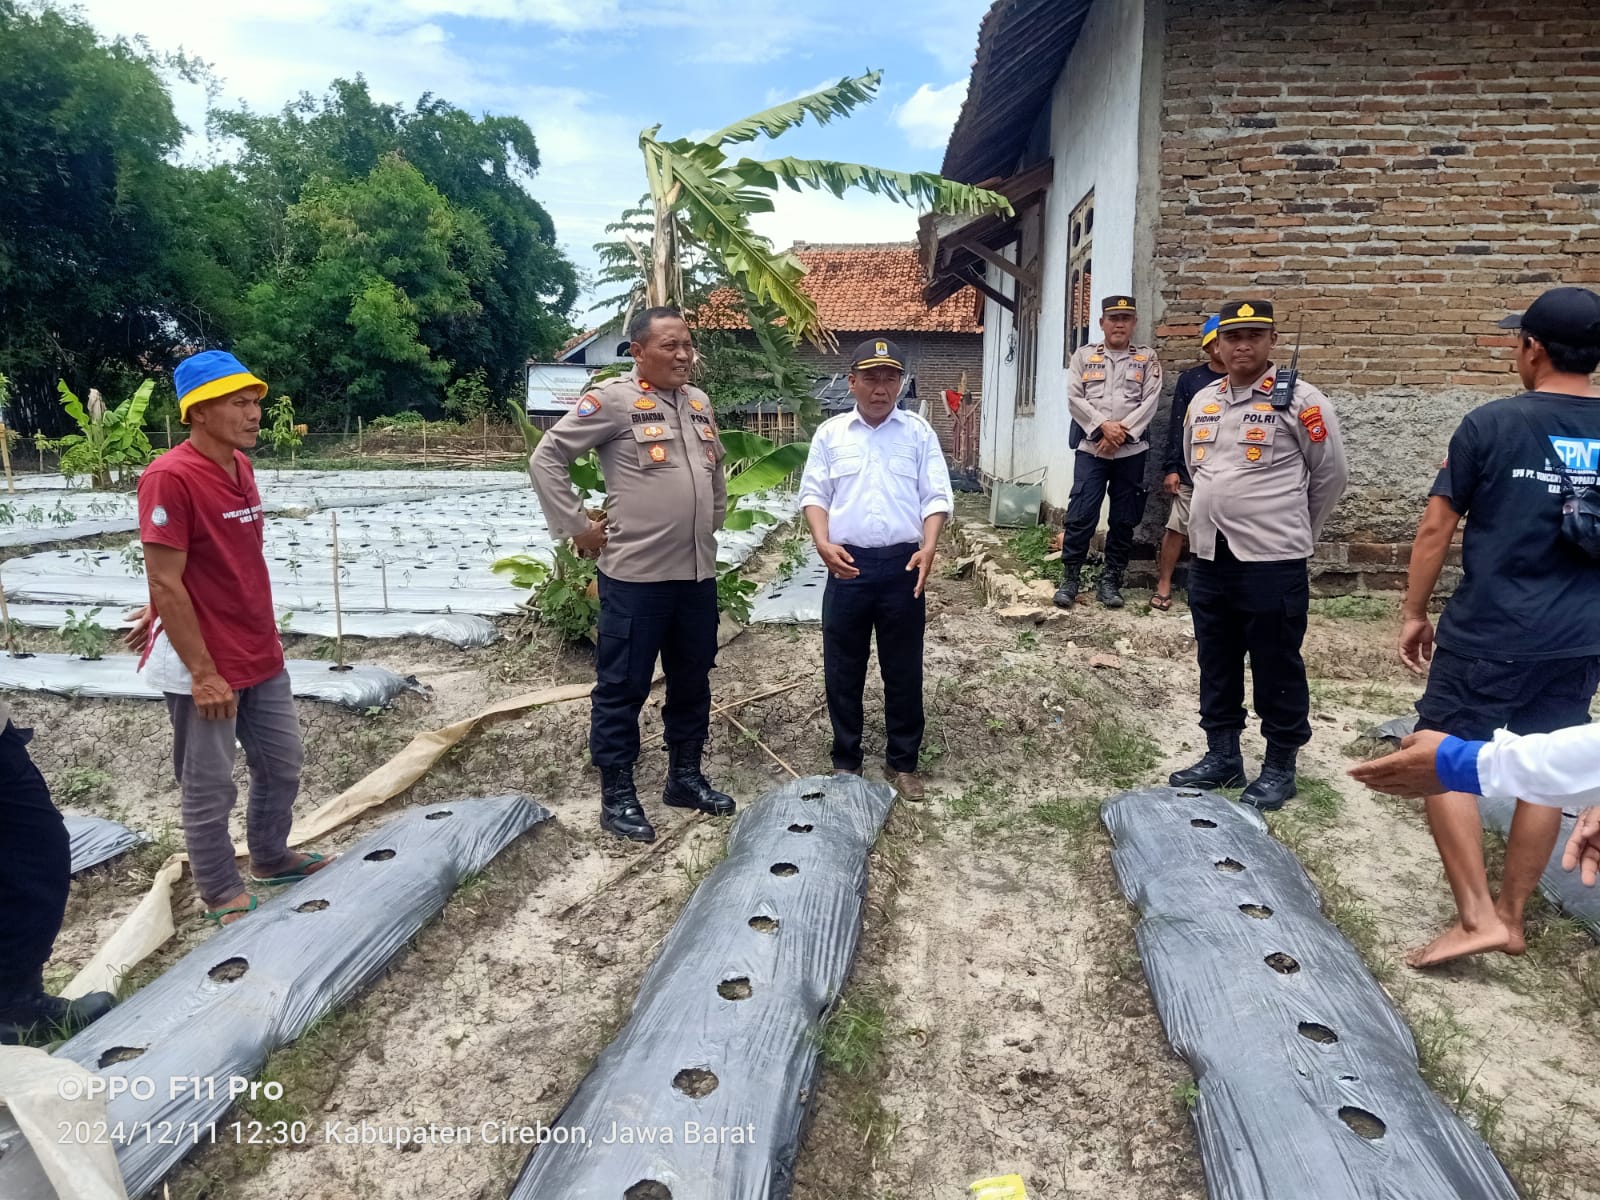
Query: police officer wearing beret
[
  {"left": 1057, "top": 295, "right": 1164, "bottom": 609},
  {"left": 1168, "top": 300, "right": 1349, "bottom": 810},
  {"left": 527, "top": 306, "right": 734, "bottom": 842}
]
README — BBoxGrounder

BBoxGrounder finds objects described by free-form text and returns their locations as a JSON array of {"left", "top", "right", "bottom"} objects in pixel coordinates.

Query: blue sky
[{"left": 75, "top": 0, "right": 992, "bottom": 314}]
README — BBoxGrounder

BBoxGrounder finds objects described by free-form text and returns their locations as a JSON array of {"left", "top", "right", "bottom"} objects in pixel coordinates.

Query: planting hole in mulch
[
  {"left": 1239, "top": 903, "right": 1274, "bottom": 919},
  {"left": 1299, "top": 1022, "right": 1339, "bottom": 1045},
  {"left": 208, "top": 957, "right": 249, "bottom": 983},
  {"left": 364, "top": 849, "right": 396, "bottom": 862},
  {"left": 672, "top": 1068, "right": 718, "bottom": 1098},
  {"left": 717, "top": 977, "right": 752, "bottom": 1001},
  {"left": 295, "top": 899, "right": 330, "bottom": 913},
  {"left": 1338, "top": 1106, "right": 1386, "bottom": 1139},
  {"left": 1190, "top": 818, "right": 1218, "bottom": 828},
  {"left": 1215, "top": 857, "right": 1246, "bottom": 873},
  {"left": 425, "top": 810, "right": 453, "bottom": 820},
  {"left": 771, "top": 862, "right": 799, "bottom": 877},
  {"left": 748, "top": 915, "right": 779, "bottom": 934},
  {"left": 787, "top": 823, "right": 814, "bottom": 833},
  {"left": 801, "top": 790, "right": 824, "bottom": 800},
  {"left": 624, "top": 1183, "right": 672, "bottom": 1200},
  {"left": 1265, "top": 952, "right": 1301, "bottom": 974},
  {"left": 99, "top": 1046, "right": 145, "bottom": 1067}
]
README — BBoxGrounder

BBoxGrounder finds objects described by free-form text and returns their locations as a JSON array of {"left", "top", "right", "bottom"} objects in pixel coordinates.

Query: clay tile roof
[
  {"left": 695, "top": 243, "right": 981, "bottom": 335},
  {"left": 559, "top": 327, "right": 599, "bottom": 355}
]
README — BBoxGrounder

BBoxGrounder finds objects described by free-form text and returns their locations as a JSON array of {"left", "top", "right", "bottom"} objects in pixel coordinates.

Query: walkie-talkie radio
[{"left": 1270, "top": 312, "right": 1304, "bottom": 411}]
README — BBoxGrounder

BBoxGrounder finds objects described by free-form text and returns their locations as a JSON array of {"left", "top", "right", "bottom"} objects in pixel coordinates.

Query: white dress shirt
[
  {"left": 1477, "top": 726, "right": 1600, "bottom": 808},
  {"left": 799, "top": 406, "right": 954, "bottom": 548}
]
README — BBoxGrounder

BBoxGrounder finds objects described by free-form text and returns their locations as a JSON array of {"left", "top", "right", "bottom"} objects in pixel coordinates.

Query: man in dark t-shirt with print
[{"left": 1399, "top": 286, "right": 1600, "bottom": 969}]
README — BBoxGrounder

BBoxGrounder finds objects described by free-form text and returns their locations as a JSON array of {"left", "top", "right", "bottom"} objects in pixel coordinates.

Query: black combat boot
[
  {"left": 1241, "top": 745, "right": 1298, "bottom": 812},
  {"left": 1053, "top": 567, "right": 1081, "bottom": 609},
  {"left": 0, "top": 970, "right": 117, "bottom": 1046},
  {"left": 1096, "top": 572, "right": 1125, "bottom": 609},
  {"left": 1168, "top": 729, "right": 1247, "bottom": 789},
  {"left": 599, "top": 764, "right": 656, "bottom": 842},
  {"left": 662, "top": 741, "right": 736, "bottom": 816}
]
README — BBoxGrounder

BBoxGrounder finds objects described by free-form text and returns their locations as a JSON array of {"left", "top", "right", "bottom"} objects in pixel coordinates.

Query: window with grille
[
  {"left": 1066, "top": 189, "right": 1095, "bottom": 359},
  {"left": 1013, "top": 204, "right": 1043, "bottom": 414}
]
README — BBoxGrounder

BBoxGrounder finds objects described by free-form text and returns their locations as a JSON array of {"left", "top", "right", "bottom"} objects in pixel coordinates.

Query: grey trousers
[{"left": 164, "top": 670, "right": 304, "bottom": 907}]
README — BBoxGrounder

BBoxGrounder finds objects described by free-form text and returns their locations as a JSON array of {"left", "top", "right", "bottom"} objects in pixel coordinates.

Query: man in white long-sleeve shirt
[
  {"left": 1351, "top": 727, "right": 1600, "bottom": 885},
  {"left": 799, "top": 338, "right": 953, "bottom": 800}
]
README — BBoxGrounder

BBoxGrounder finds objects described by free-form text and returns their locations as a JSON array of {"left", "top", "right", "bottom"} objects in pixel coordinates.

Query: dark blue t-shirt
[
  {"left": 1431, "top": 390, "right": 1600, "bottom": 660},
  {"left": 1162, "top": 362, "right": 1228, "bottom": 485}
]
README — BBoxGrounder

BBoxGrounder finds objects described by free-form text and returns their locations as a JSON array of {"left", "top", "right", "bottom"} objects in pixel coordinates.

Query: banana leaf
[{"left": 726, "top": 440, "right": 808, "bottom": 498}]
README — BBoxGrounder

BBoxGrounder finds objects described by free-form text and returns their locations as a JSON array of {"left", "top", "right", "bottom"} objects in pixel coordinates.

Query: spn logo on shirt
[{"left": 1549, "top": 435, "right": 1600, "bottom": 473}]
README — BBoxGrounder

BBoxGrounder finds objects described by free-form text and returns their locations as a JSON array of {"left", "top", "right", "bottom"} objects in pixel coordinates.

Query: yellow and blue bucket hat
[{"left": 175, "top": 350, "right": 268, "bottom": 424}]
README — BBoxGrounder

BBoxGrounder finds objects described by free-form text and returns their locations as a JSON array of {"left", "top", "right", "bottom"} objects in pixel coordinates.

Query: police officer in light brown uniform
[
  {"left": 1057, "top": 295, "right": 1164, "bottom": 609},
  {"left": 528, "top": 306, "right": 734, "bottom": 843},
  {"left": 1168, "top": 299, "right": 1349, "bottom": 811}
]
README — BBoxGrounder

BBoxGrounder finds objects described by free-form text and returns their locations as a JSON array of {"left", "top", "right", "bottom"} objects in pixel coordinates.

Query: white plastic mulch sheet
[
  {"left": 749, "top": 545, "right": 828, "bottom": 625},
  {"left": 1, "top": 486, "right": 797, "bottom": 618},
  {"left": 508, "top": 772, "right": 896, "bottom": 1200},
  {"left": 0, "top": 653, "right": 421, "bottom": 709},
  {"left": 0, "top": 795, "right": 551, "bottom": 1200},
  {"left": 0, "top": 602, "right": 497, "bottom": 649},
  {"left": 1102, "top": 786, "right": 1517, "bottom": 1200},
  {"left": 66, "top": 814, "right": 147, "bottom": 875},
  {"left": 0, "top": 468, "right": 526, "bottom": 548}
]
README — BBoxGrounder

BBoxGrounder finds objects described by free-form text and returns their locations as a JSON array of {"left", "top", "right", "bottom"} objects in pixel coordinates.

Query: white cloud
[
  {"left": 752, "top": 189, "right": 923, "bottom": 252},
  {"left": 893, "top": 79, "right": 967, "bottom": 151}
]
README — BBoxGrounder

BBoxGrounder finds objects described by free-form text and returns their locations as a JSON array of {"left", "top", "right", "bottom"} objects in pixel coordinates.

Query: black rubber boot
[
  {"left": 1096, "top": 573, "right": 1125, "bottom": 609},
  {"left": 1241, "top": 746, "right": 1298, "bottom": 812},
  {"left": 1168, "top": 730, "right": 1247, "bottom": 789},
  {"left": 599, "top": 765, "right": 656, "bottom": 843},
  {"left": 0, "top": 970, "right": 117, "bottom": 1046},
  {"left": 662, "top": 742, "right": 736, "bottom": 816},
  {"left": 1052, "top": 567, "right": 1081, "bottom": 609}
]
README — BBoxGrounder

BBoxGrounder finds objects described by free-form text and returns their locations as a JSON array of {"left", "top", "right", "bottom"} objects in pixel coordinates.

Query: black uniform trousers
[
  {"left": 0, "top": 721, "right": 70, "bottom": 989},
  {"left": 1188, "top": 536, "right": 1312, "bottom": 750},
  {"left": 822, "top": 543, "right": 925, "bottom": 774},
  {"left": 1061, "top": 448, "right": 1147, "bottom": 576},
  {"left": 590, "top": 573, "right": 718, "bottom": 768}
]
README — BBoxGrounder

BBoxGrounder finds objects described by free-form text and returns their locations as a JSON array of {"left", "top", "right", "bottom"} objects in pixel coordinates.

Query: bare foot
[
  {"left": 1405, "top": 918, "right": 1511, "bottom": 968},
  {"left": 1495, "top": 912, "right": 1527, "bottom": 957}
]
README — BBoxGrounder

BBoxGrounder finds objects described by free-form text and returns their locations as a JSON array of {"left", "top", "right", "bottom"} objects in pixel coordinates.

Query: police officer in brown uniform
[
  {"left": 1168, "top": 300, "right": 1349, "bottom": 810},
  {"left": 1057, "top": 295, "right": 1164, "bottom": 608},
  {"left": 528, "top": 306, "right": 734, "bottom": 842}
]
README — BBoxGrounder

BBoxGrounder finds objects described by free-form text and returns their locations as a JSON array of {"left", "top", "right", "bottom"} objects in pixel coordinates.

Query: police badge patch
[{"left": 576, "top": 395, "right": 600, "bottom": 418}]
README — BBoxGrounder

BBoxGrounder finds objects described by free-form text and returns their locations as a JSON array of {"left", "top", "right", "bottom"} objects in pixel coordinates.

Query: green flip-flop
[
  {"left": 251, "top": 852, "right": 330, "bottom": 886},
  {"left": 203, "top": 894, "right": 258, "bottom": 925}
]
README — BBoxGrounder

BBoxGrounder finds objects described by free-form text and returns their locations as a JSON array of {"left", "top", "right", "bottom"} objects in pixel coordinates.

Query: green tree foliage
[
  {"left": 235, "top": 155, "right": 497, "bottom": 425},
  {"left": 50, "top": 380, "right": 157, "bottom": 488},
  {"left": 197, "top": 80, "right": 577, "bottom": 419},
  {"left": 0, "top": 3, "right": 194, "bottom": 433}
]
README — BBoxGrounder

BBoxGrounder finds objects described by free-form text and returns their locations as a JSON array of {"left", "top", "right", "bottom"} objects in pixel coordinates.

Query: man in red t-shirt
[{"left": 127, "top": 350, "right": 330, "bottom": 925}]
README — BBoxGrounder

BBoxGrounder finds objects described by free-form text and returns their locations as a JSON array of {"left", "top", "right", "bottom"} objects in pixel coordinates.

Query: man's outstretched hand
[
  {"left": 1563, "top": 807, "right": 1600, "bottom": 887},
  {"left": 1348, "top": 730, "right": 1448, "bottom": 798}
]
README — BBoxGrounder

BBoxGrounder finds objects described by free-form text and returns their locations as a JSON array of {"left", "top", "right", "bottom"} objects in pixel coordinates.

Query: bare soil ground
[{"left": 20, "top": 515, "right": 1600, "bottom": 1200}]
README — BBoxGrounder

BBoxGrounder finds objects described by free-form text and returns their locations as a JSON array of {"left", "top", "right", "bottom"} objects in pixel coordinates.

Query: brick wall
[
  {"left": 1148, "top": 0, "right": 1600, "bottom": 550},
  {"left": 792, "top": 330, "right": 984, "bottom": 448}
]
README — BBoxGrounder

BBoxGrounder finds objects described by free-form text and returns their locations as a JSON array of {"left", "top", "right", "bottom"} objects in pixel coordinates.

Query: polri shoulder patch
[
  {"left": 576, "top": 394, "right": 600, "bottom": 418},
  {"left": 1299, "top": 405, "right": 1328, "bottom": 443}
]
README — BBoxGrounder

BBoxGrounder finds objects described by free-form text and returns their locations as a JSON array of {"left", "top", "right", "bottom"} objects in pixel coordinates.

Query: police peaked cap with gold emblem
[
  {"left": 850, "top": 338, "right": 905, "bottom": 371},
  {"left": 1217, "top": 299, "right": 1274, "bottom": 329},
  {"left": 1101, "top": 295, "right": 1137, "bottom": 315}
]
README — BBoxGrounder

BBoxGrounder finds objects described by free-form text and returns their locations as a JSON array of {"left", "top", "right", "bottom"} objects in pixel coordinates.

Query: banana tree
[
  {"left": 719, "top": 428, "right": 810, "bottom": 530},
  {"left": 53, "top": 379, "right": 157, "bottom": 488},
  {"left": 608, "top": 70, "right": 1011, "bottom": 357}
]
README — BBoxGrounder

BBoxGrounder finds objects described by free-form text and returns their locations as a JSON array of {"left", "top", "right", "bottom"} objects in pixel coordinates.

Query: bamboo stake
[
  {"left": 707, "top": 679, "right": 805, "bottom": 717},
  {"left": 0, "top": 422, "right": 13, "bottom": 493},
  {"left": 0, "top": 573, "right": 15, "bottom": 654},
  {"left": 330, "top": 512, "right": 346, "bottom": 668},
  {"left": 357, "top": 415, "right": 363, "bottom": 458},
  {"left": 380, "top": 560, "right": 389, "bottom": 612},
  {"left": 421, "top": 423, "right": 428, "bottom": 467},
  {"left": 482, "top": 412, "right": 489, "bottom": 465},
  {"left": 720, "top": 708, "right": 800, "bottom": 779},
  {"left": 165, "top": 416, "right": 173, "bottom": 450}
]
